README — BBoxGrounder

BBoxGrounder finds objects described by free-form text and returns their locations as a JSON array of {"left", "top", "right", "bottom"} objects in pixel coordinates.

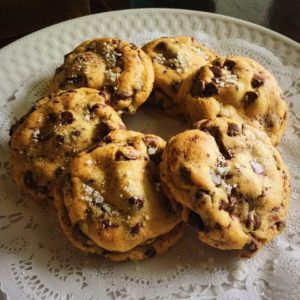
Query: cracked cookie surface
[
  {"left": 143, "top": 36, "right": 216, "bottom": 117},
  {"left": 177, "top": 56, "right": 288, "bottom": 145},
  {"left": 54, "top": 129, "right": 182, "bottom": 258},
  {"left": 50, "top": 38, "right": 154, "bottom": 114},
  {"left": 160, "top": 117, "right": 291, "bottom": 257},
  {"left": 9, "top": 88, "right": 125, "bottom": 203}
]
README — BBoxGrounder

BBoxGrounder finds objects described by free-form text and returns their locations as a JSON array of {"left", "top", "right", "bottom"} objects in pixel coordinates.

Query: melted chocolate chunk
[
  {"left": 128, "top": 197, "right": 144, "bottom": 209},
  {"left": 171, "top": 80, "right": 182, "bottom": 93},
  {"left": 60, "top": 111, "right": 74, "bottom": 125},
  {"left": 191, "top": 78, "right": 205, "bottom": 97},
  {"left": 179, "top": 166, "right": 193, "bottom": 185},
  {"left": 154, "top": 41, "right": 168, "bottom": 52},
  {"left": 212, "top": 58, "right": 222, "bottom": 67},
  {"left": 115, "top": 149, "right": 139, "bottom": 161},
  {"left": 210, "top": 66, "right": 222, "bottom": 77},
  {"left": 114, "top": 92, "right": 133, "bottom": 100},
  {"left": 244, "top": 91, "right": 258, "bottom": 107},
  {"left": 251, "top": 75, "right": 264, "bottom": 88},
  {"left": 202, "top": 82, "right": 219, "bottom": 97},
  {"left": 89, "top": 104, "right": 101, "bottom": 114},
  {"left": 72, "top": 130, "right": 81, "bottom": 137},
  {"left": 250, "top": 161, "right": 265, "bottom": 175},
  {"left": 55, "top": 167, "right": 64, "bottom": 177},
  {"left": 56, "top": 134, "right": 66, "bottom": 144},
  {"left": 219, "top": 200, "right": 230, "bottom": 211},
  {"left": 23, "top": 170, "right": 37, "bottom": 189},
  {"left": 93, "top": 122, "right": 111, "bottom": 142},
  {"left": 48, "top": 112, "right": 57, "bottom": 122},
  {"left": 253, "top": 214, "right": 261, "bottom": 230},
  {"left": 227, "top": 123, "right": 240, "bottom": 137},
  {"left": 144, "top": 246, "right": 157, "bottom": 258},
  {"left": 130, "top": 222, "right": 143, "bottom": 235},
  {"left": 243, "top": 240, "right": 259, "bottom": 255},
  {"left": 275, "top": 221, "right": 285, "bottom": 232},
  {"left": 207, "top": 126, "right": 232, "bottom": 159},
  {"left": 188, "top": 211, "right": 205, "bottom": 231},
  {"left": 223, "top": 59, "right": 236, "bottom": 70}
]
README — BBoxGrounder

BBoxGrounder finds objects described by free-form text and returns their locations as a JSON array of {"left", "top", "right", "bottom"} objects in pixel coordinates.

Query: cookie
[
  {"left": 50, "top": 38, "right": 154, "bottom": 114},
  {"left": 160, "top": 118, "right": 291, "bottom": 257},
  {"left": 177, "top": 56, "right": 288, "bottom": 145},
  {"left": 9, "top": 88, "right": 125, "bottom": 203},
  {"left": 54, "top": 129, "right": 182, "bottom": 257},
  {"left": 55, "top": 183, "right": 183, "bottom": 261},
  {"left": 142, "top": 36, "right": 216, "bottom": 115}
]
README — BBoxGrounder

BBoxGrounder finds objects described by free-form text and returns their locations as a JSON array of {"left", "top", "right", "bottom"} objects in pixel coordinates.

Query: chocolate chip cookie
[
  {"left": 9, "top": 88, "right": 125, "bottom": 203},
  {"left": 54, "top": 129, "right": 182, "bottom": 259},
  {"left": 142, "top": 36, "right": 216, "bottom": 116},
  {"left": 50, "top": 38, "right": 154, "bottom": 114},
  {"left": 160, "top": 118, "right": 291, "bottom": 257},
  {"left": 177, "top": 56, "right": 288, "bottom": 145}
]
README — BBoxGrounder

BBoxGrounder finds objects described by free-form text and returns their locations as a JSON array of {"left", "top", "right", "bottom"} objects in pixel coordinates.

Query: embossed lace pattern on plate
[{"left": 0, "top": 9, "right": 300, "bottom": 300}]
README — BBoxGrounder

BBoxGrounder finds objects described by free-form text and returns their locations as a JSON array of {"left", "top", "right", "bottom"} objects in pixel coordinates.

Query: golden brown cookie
[
  {"left": 177, "top": 56, "right": 288, "bottom": 145},
  {"left": 50, "top": 38, "right": 154, "bottom": 114},
  {"left": 55, "top": 183, "right": 183, "bottom": 261},
  {"left": 142, "top": 36, "right": 216, "bottom": 116},
  {"left": 54, "top": 129, "right": 182, "bottom": 259},
  {"left": 160, "top": 118, "right": 291, "bottom": 257},
  {"left": 9, "top": 88, "right": 125, "bottom": 203}
]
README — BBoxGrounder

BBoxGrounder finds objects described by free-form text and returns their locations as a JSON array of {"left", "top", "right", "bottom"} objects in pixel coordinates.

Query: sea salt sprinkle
[
  {"left": 193, "top": 47, "right": 208, "bottom": 60},
  {"left": 32, "top": 129, "right": 40, "bottom": 141},
  {"left": 154, "top": 53, "right": 166, "bottom": 64},
  {"left": 82, "top": 183, "right": 104, "bottom": 204},
  {"left": 105, "top": 69, "right": 121, "bottom": 83},
  {"left": 215, "top": 73, "right": 238, "bottom": 88}
]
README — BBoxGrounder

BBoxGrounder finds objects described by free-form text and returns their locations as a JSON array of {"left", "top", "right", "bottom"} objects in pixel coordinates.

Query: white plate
[{"left": 0, "top": 9, "right": 300, "bottom": 300}]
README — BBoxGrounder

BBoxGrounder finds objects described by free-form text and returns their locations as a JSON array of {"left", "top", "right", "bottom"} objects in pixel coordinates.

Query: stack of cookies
[{"left": 9, "top": 36, "right": 291, "bottom": 261}]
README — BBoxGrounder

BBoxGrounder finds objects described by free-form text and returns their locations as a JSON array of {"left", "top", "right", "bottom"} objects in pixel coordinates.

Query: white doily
[{"left": 1, "top": 30, "right": 300, "bottom": 300}]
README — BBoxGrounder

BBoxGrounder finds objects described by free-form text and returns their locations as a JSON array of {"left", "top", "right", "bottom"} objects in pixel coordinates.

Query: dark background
[{"left": 0, "top": 0, "right": 299, "bottom": 48}]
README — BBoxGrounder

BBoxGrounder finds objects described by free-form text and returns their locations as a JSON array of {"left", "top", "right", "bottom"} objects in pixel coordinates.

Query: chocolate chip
[
  {"left": 271, "top": 207, "right": 280, "bottom": 212},
  {"left": 56, "top": 134, "right": 66, "bottom": 144},
  {"left": 275, "top": 221, "right": 285, "bottom": 232},
  {"left": 223, "top": 59, "right": 236, "bottom": 70},
  {"left": 130, "top": 222, "right": 143, "bottom": 235},
  {"left": 55, "top": 167, "right": 64, "bottom": 177},
  {"left": 114, "top": 92, "right": 133, "bottom": 101},
  {"left": 212, "top": 58, "right": 222, "bottom": 67},
  {"left": 227, "top": 123, "right": 240, "bottom": 137},
  {"left": 72, "top": 130, "right": 81, "bottom": 137},
  {"left": 115, "top": 149, "right": 139, "bottom": 161},
  {"left": 179, "top": 166, "right": 193, "bottom": 185},
  {"left": 23, "top": 170, "right": 37, "bottom": 189},
  {"left": 250, "top": 161, "right": 265, "bottom": 175},
  {"left": 211, "top": 171, "right": 222, "bottom": 187},
  {"left": 253, "top": 214, "right": 261, "bottom": 230},
  {"left": 207, "top": 126, "right": 232, "bottom": 160},
  {"left": 89, "top": 104, "right": 100, "bottom": 114},
  {"left": 219, "top": 200, "right": 230, "bottom": 211},
  {"left": 154, "top": 41, "right": 167, "bottom": 52},
  {"left": 191, "top": 78, "right": 205, "bottom": 97},
  {"left": 171, "top": 80, "right": 181, "bottom": 93},
  {"left": 48, "top": 112, "right": 57, "bottom": 122},
  {"left": 202, "top": 82, "right": 219, "bottom": 97},
  {"left": 128, "top": 197, "right": 144, "bottom": 209},
  {"left": 210, "top": 66, "right": 222, "bottom": 77},
  {"left": 144, "top": 246, "right": 157, "bottom": 258},
  {"left": 244, "top": 91, "right": 258, "bottom": 107},
  {"left": 188, "top": 211, "right": 205, "bottom": 231},
  {"left": 242, "top": 239, "right": 259, "bottom": 256},
  {"left": 93, "top": 122, "right": 111, "bottom": 142},
  {"left": 60, "top": 111, "right": 74, "bottom": 125},
  {"left": 251, "top": 75, "right": 264, "bottom": 88}
]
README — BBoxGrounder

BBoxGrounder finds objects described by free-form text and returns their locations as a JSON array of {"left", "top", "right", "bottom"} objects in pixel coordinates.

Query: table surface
[{"left": 0, "top": 0, "right": 299, "bottom": 48}]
